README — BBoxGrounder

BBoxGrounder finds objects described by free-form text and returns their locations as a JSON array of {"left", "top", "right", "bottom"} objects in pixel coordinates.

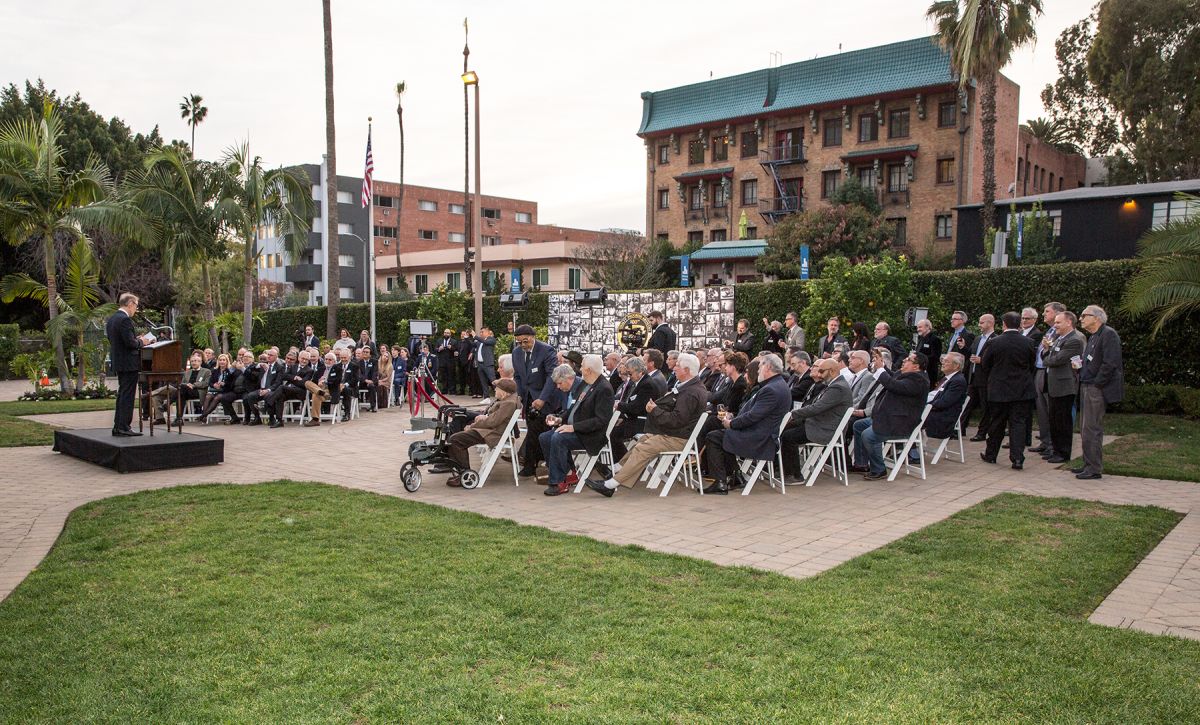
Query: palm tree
[
  {"left": 395, "top": 81, "right": 406, "bottom": 275},
  {"left": 131, "top": 147, "right": 229, "bottom": 347},
  {"left": 220, "top": 141, "right": 313, "bottom": 345},
  {"left": 928, "top": 0, "right": 1043, "bottom": 233},
  {"left": 0, "top": 101, "right": 151, "bottom": 392},
  {"left": 1, "top": 238, "right": 118, "bottom": 391},
  {"left": 322, "top": 0, "right": 340, "bottom": 338},
  {"left": 1123, "top": 195, "right": 1200, "bottom": 335},
  {"left": 179, "top": 94, "right": 208, "bottom": 159}
]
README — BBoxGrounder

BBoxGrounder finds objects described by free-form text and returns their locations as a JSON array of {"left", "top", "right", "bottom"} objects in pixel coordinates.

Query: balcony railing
[
  {"left": 759, "top": 195, "right": 803, "bottom": 222},
  {"left": 880, "top": 187, "right": 911, "bottom": 207},
  {"left": 761, "top": 143, "right": 806, "bottom": 165},
  {"left": 285, "top": 263, "right": 322, "bottom": 283}
]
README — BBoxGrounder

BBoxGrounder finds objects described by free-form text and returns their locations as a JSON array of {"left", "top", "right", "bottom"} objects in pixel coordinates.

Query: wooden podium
[{"left": 138, "top": 340, "right": 183, "bottom": 436}]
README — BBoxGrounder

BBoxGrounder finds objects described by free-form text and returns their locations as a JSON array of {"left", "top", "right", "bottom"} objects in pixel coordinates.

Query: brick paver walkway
[{"left": 1, "top": 403, "right": 1197, "bottom": 641}]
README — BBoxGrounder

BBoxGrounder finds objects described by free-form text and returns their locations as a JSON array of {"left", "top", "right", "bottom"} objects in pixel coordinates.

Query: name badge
[
  {"left": 1086, "top": 354, "right": 1094, "bottom": 361},
  {"left": 630, "top": 395, "right": 638, "bottom": 401},
  {"left": 531, "top": 367, "right": 539, "bottom": 373}
]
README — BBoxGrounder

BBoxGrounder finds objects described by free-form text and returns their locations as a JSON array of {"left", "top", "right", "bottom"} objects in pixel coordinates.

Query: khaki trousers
[
  {"left": 305, "top": 380, "right": 328, "bottom": 414},
  {"left": 614, "top": 434, "right": 687, "bottom": 488}
]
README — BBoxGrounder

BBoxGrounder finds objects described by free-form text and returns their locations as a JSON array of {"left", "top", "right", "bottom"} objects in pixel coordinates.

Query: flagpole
[{"left": 367, "top": 117, "right": 377, "bottom": 344}]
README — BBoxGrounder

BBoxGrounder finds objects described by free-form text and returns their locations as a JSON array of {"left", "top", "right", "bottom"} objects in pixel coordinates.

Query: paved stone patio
[{"left": 1, "top": 401, "right": 1197, "bottom": 641}]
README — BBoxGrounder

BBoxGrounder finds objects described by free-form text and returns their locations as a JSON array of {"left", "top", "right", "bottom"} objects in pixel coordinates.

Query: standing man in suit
[
  {"left": 1019, "top": 308, "right": 1044, "bottom": 343},
  {"left": 512, "top": 324, "right": 560, "bottom": 477},
  {"left": 106, "top": 293, "right": 151, "bottom": 436},
  {"left": 783, "top": 311, "right": 806, "bottom": 353},
  {"left": 945, "top": 311, "right": 975, "bottom": 365},
  {"left": 702, "top": 353, "right": 792, "bottom": 494},
  {"left": 458, "top": 329, "right": 477, "bottom": 395},
  {"left": 963, "top": 313, "right": 995, "bottom": 441},
  {"left": 540, "top": 355, "right": 615, "bottom": 496},
  {"left": 1041, "top": 311, "right": 1086, "bottom": 464},
  {"left": 1030, "top": 302, "right": 1067, "bottom": 454},
  {"left": 645, "top": 310, "right": 677, "bottom": 357},
  {"left": 300, "top": 324, "right": 320, "bottom": 351},
  {"left": 475, "top": 326, "right": 497, "bottom": 400},
  {"left": 979, "top": 312, "right": 1037, "bottom": 469},
  {"left": 914, "top": 319, "right": 942, "bottom": 388},
  {"left": 779, "top": 359, "right": 852, "bottom": 481},
  {"left": 1074, "top": 305, "right": 1123, "bottom": 480},
  {"left": 434, "top": 328, "right": 458, "bottom": 395}
]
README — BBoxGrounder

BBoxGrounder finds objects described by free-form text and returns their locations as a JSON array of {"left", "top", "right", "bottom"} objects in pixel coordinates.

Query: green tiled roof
[
  {"left": 639, "top": 37, "right": 954, "bottom": 136},
  {"left": 674, "top": 166, "right": 735, "bottom": 180},
  {"left": 676, "top": 239, "right": 768, "bottom": 261},
  {"left": 841, "top": 144, "right": 920, "bottom": 159}
]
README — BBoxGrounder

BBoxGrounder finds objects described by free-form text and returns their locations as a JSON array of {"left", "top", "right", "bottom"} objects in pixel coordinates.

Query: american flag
[{"left": 360, "top": 126, "right": 374, "bottom": 208}]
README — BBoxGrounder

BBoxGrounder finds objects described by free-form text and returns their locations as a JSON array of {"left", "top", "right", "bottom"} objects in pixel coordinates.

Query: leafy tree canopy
[
  {"left": 574, "top": 230, "right": 669, "bottom": 291},
  {"left": 829, "top": 177, "right": 881, "bottom": 214},
  {"left": 757, "top": 205, "right": 894, "bottom": 279}
]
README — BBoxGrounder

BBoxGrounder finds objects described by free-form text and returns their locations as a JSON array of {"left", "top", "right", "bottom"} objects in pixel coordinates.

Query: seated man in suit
[
  {"left": 264, "top": 350, "right": 301, "bottom": 428},
  {"left": 702, "top": 353, "right": 792, "bottom": 494},
  {"left": 853, "top": 351, "right": 930, "bottom": 480},
  {"left": 445, "top": 379, "right": 522, "bottom": 487},
  {"left": 923, "top": 352, "right": 968, "bottom": 440},
  {"left": 241, "top": 350, "right": 284, "bottom": 426},
  {"left": 225, "top": 351, "right": 259, "bottom": 424},
  {"left": 539, "top": 356, "right": 615, "bottom": 497},
  {"left": 779, "top": 359, "right": 852, "bottom": 481},
  {"left": 585, "top": 353, "right": 708, "bottom": 497},
  {"left": 267, "top": 349, "right": 315, "bottom": 427},
  {"left": 303, "top": 351, "right": 340, "bottom": 426},
  {"left": 609, "top": 356, "right": 668, "bottom": 462},
  {"left": 151, "top": 352, "right": 211, "bottom": 425}
]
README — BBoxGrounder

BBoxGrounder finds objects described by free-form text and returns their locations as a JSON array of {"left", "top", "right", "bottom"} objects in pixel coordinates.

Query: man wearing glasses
[
  {"left": 105, "top": 292, "right": 153, "bottom": 437},
  {"left": 1074, "top": 305, "right": 1124, "bottom": 480}
]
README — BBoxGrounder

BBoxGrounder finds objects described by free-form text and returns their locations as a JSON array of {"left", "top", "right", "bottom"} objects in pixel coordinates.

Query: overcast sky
[{"left": 3, "top": 0, "right": 1095, "bottom": 232}]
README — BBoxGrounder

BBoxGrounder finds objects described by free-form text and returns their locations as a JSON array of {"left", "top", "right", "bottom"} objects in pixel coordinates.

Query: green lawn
[
  {"left": 0, "top": 398, "right": 115, "bottom": 416},
  {"left": 0, "top": 483, "right": 1195, "bottom": 722},
  {"left": 0, "top": 414, "right": 56, "bottom": 447},
  {"left": 1070, "top": 414, "right": 1200, "bottom": 483}
]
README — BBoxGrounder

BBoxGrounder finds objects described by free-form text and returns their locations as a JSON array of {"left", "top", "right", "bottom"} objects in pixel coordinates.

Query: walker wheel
[
  {"left": 459, "top": 469, "right": 480, "bottom": 490},
  {"left": 401, "top": 462, "right": 421, "bottom": 492}
]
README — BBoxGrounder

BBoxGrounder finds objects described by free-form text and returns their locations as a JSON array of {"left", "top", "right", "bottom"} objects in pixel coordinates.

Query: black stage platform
[{"left": 53, "top": 428, "right": 224, "bottom": 473}]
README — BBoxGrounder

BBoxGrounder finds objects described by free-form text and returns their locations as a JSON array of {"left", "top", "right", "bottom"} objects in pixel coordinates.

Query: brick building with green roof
[{"left": 636, "top": 36, "right": 1077, "bottom": 279}]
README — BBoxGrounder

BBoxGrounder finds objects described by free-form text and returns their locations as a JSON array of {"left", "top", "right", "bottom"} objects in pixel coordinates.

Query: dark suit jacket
[
  {"left": 1080, "top": 324, "right": 1124, "bottom": 404},
  {"left": 302, "top": 334, "right": 320, "bottom": 349},
  {"left": 1042, "top": 329, "right": 1086, "bottom": 398},
  {"left": 608, "top": 368, "right": 623, "bottom": 391},
  {"left": 791, "top": 375, "right": 852, "bottom": 444},
  {"left": 790, "top": 372, "right": 815, "bottom": 402},
  {"left": 819, "top": 333, "right": 846, "bottom": 357},
  {"left": 1021, "top": 326, "right": 1045, "bottom": 345},
  {"left": 283, "top": 364, "right": 315, "bottom": 391},
  {"left": 105, "top": 310, "right": 143, "bottom": 372},
  {"left": 647, "top": 323, "right": 676, "bottom": 356},
  {"left": 871, "top": 335, "right": 907, "bottom": 369},
  {"left": 475, "top": 335, "right": 496, "bottom": 368},
  {"left": 646, "top": 377, "right": 708, "bottom": 439},
  {"left": 966, "top": 331, "right": 995, "bottom": 388},
  {"left": 981, "top": 329, "right": 1036, "bottom": 402},
  {"left": 435, "top": 337, "right": 458, "bottom": 369},
  {"left": 924, "top": 372, "right": 968, "bottom": 439},
  {"left": 618, "top": 373, "right": 667, "bottom": 430},
  {"left": 915, "top": 333, "right": 942, "bottom": 384},
  {"left": 945, "top": 327, "right": 975, "bottom": 358},
  {"left": 232, "top": 366, "right": 257, "bottom": 395},
  {"left": 723, "top": 373, "right": 792, "bottom": 460},
  {"left": 513, "top": 341, "right": 559, "bottom": 405},
  {"left": 563, "top": 377, "right": 615, "bottom": 455},
  {"left": 732, "top": 332, "right": 755, "bottom": 354},
  {"left": 258, "top": 361, "right": 287, "bottom": 392},
  {"left": 871, "top": 369, "right": 930, "bottom": 438}
]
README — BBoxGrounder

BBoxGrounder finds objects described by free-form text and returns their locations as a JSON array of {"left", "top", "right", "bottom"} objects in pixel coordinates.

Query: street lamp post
[{"left": 463, "top": 70, "right": 483, "bottom": 330}]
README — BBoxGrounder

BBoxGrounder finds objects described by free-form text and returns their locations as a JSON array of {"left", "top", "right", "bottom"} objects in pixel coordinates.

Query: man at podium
[{"left": 105, "top": 293, "right": 153, "bottom": 436}]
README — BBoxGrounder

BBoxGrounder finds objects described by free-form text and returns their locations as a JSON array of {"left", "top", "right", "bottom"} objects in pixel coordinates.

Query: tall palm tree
[
  {"left": 395, "top": 81, "right": 406, "bottom": 274},
  {"left": 322, "top": 0, "right": 340, "bottom": 337},
  {"left": 0, "top": 101, "right": 151, "bottom": 392},
  {"left": 131, "top": 147, "right": 229, "bottom": 347},
  {"left": 220, "top": 141, "right": 314, "bottom": 345},
  {"left": 928, "top": 0, "right": 1043, "bottom": 233},
  {"left": 1, "top": 238, "right": 118, "bottom": 391},
  {"left": 1123, "top": 196, "right": 1200, "bottom": 335},
  {"left": 1022, "top": 117, "right": 1078, "bottom": 154},
  {"left": 179, "top": 94, "right": 208, "bottom": 159}
]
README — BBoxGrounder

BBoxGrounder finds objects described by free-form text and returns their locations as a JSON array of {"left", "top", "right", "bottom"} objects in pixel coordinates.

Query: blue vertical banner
[
  {"left": 509, "top": 268, "right": 521, "bottom": 293},
  {"left": 680, "top": 254, "right": 691, "bottom": 287},
  {"left": 1016, "top": 215, "right": 1024, "bottom": 259},
  {"left": 800, "top": 244, "right": 811, "bottom": 280}
]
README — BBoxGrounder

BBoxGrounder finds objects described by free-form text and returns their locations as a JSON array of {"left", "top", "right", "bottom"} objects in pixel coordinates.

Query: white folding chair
[
  {"left": 475, "top": 408, "right": 524, "bottom": 488},
  {"left": 571, "top": 411, "right": 623, "bottom": 492},
  {"left": 735, "top": 411, "right": 792, "bottom": 496},
  {"left": 798, "top": 407, "right": 856, "bottom": 487},
  {"left": 929, "top": 395, "right": 971, "bottom": 464},
  {"left": 181, "top": 398, "right": 203, "bottom": 421},
  {"left": 884, "top": 404, "right": 933, "bottom": 481},
  {"left": 283, "top": 398, "right": 307, "bottom": 423},
  {"left": 647, "top": 412, "right": 710, "bottom": 497}
]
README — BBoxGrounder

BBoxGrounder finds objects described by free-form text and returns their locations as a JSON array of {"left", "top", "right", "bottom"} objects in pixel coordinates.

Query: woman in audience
[
  {"left": 850, "top": 322, "right": 872, "bottom": 352},
  {"left": 198, "top": 353, "right": 235, "bottom": 423},
  {"left": 377, "top": 347, "right": 393, "bottom": 409},
  {"left": 392, "top": 347, "right": 408, "bottom": 405}
]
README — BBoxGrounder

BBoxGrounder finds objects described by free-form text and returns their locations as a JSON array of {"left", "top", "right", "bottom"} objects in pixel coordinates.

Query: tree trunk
[
  {"left": 202, "top": 260, "right": 218, "bottom": 348},
  {"left": 242, "top": 230, "right": 255, "bottom": 345},
  {"left": 979, "top": 74, "right": 998, "bottom": 235},
  {"left": 214, "top": 273, "right": 227, "bottom": 353},
  {"left": 76, "top": 327, "right": 86, "bottom": 393},
  {"left": 44, "top": 235, "right": 72, "bottom": 394},
  {"left": 397, "top": 104, "right": 405, "bottom": 283},
  {"left": 323, "top": 0, "right": 340, "bottom": 337},
  {"left": 463, "top": 71, "right": 472, "bottom": 293}
]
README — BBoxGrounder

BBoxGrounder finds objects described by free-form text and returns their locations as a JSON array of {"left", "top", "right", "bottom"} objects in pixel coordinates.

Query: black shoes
[
  {"left": 111, "top": 428, "right": 142, "bottom": 437},
  {"left": 980, "top": 453, "right": 997, "bottom": 464},
  {"left": 1045, "top": 455, "right": 1067, "bottom": 464},
  {"left": 430, "top": 465, "right": 454, "bottom": 474},
  {"left": 517, "top": 468, "right": 538, "bottom": 478},
  {"left": 1076, "top": 472, "right": 1102, "bottom": 480},
  {"left": 585, "top": 479, "right": 614, "bottom": 497},
  {"left": 1069, "top": 466, "right": 1085, "bottom": 474},
  {"left": 864, "top": 470, "right": 887, "bottom": 480},
  {"left": 1029, "top": 445, "right": 1047, "bottom": 454},
  {"left": 1011, "top": 462, "right": 1023, "bottom": 470},
  {"left": 269, "top": 421, "right": 284, "bottom": 429},
  {"left": 701, "top": 481, "right": 730, "bottom": 495},
  {"left": 969, "top": 434, "right": 987, "bottom": 442}
]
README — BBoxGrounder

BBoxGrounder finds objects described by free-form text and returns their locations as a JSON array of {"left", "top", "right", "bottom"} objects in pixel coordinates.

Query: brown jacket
[{"left": 468, "top": 397, "right": 520, "bottom": 447}]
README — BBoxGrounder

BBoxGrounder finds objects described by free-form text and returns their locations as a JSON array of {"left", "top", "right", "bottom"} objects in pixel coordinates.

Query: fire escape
[{"left": 759, "top": 140, "right": 805, "bottom": 223}]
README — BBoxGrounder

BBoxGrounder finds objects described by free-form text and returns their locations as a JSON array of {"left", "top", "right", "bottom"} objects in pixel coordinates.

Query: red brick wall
[{"left": 1015, "top": 127, "right": 1087, "bottom": 197}]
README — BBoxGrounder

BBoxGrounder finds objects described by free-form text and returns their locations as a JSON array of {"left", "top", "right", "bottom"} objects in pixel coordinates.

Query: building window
[
  {"left": 888, "top": 108, "right": 910, "bottom": 138},
  {"left": 656, "top": 233, "right": 669, "bottom": 242},
  {"left": 415, "top": 274, "right": 428, "bottom": 294},
  {"left": 658, "top": 188, "right": 670, "bottom": 210},
  {"left": 823, "top": 118, "right": 842, "bottom": 147},
  {"left": 568, "top": 267, "right": 582, "bottom": 290},
  {"left": 515, "top": 211, "right": 532, "bottom": 223},
  {"left": 688, "top": 140, "right": 705, "bottom": 165},
  {"left": 1032, "top": 165, "right": 1040, "bottom": 190},
  {"left": 532, "top": 268, "right": 549, "bottom": 289},
  {"left": 1059, "top": 177, "right": 1065, "bottom": 191},
  {"left": 449, "top": 203, "right": 465, "bottom": 215},
  {"left": 484, "top": 236, "right": 501, "bottom": 246},
  {"left": 373, "top": 225, "right": 397, "bottom": 238},
  {"left": 888, "top": 217, "right": 908, "bottom": 246},
  {"left": 448, "top": 232, "right": 465, "bottom": 243},
  {"left": 658, "top": 144, "right": 669, "bottom": 164},
  {"left": 339, "top": 287, "right": 354, "bottom": 299},
  {"left": 887, "top": 164, "right": 908, "bottom": 193},
  {"left": 1049, "top": 172, "right": 1055, "bottom": 191},
  {"left": 938, "top": 101, "right": 956, "bottom": 128},
  {"left": 712, "top": 135, "right": 729, "bottom": 162},
  {"left": 687, "top": 231, "right": 703, "bottom": 244},
  {"left": 740, "top": 131, "right": 758, "bottom": 158},
  {"left": 858, "top": 166, "right": 878, "bottom": 188},
  {"left": 445, "top": 272, "right": 461, "bottom": 290},
  {"left": 746, "top": 225, "right": 758, "bottom": 238},
  {"left": 375, "top": 195, "right": 394, "bottom": 208},
  {"left": 935, "top": 214, "right": 953, "bottom": 239},
  {"left": 1152, "top": 199, "right": 1200, "bottom": 227},
  {"left": 482, "top": 208, "right": 500, "bottom": 219},
  {"left": 336, "top": 190, "right": 353, "bottom": 204},
  {"left": 859, "top": 114, "right": 878, "bottom": 143},
  {"left": 741, "top": 179, "right": 757, "bottom": 206},
  {"left": 689, "top": 185, "right": 703, "bottom": 211},
  {"left": 711, "top": 229, "right": 727, "bottom": 242},
  {"left": 418, "top": 230, "right": 437, "bottom": 240},
  {"left": 274, "top": 253, "right": 281, "bottom": 268},
  {"left": 386, "top": 277, "right": 395, "bottom": 291},
  {"left": 516, "top": 238, "right": 530, "bottom": 245},
  {"left": 713, "top": 183, "right": 728, "bottom": 208},
  {"left": 338, "top": 254, "right": 355, "bottom": 267},
  {"left": 337, "top": 222, "right": 353, "bottom": 234},
  {"left": 311, "top": 184, "right": 321, "bottom": 200},
  {"left": 418, "top": 200, "right": 437, "bottom": 212},
  {"left": 821, "top": 170, "right": 841, "bottom": 199},
  {"left": 1017, "top": 158, "right": 1024, "bottom": 181}
]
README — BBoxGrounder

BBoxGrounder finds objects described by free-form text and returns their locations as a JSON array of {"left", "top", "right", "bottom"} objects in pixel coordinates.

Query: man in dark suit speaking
[{"left": 105, "top": 292, "right": 152, "bottom": 436}]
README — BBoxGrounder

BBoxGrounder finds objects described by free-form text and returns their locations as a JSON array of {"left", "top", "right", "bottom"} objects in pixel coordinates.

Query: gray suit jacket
[
  {"left": 1042, "top": 329, "right": 1086, "bottom": 398},
  {"left": 792, "top": 375, "right": 851, "bottom": 444}
]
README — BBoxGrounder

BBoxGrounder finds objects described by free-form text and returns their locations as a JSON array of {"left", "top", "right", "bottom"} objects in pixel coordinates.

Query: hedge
[
  {"left": 0, "top": 323, "right": 18, "bottom": 379},
  {"left": 254, "top": 260, "right": 1197, "bottom": 387}
]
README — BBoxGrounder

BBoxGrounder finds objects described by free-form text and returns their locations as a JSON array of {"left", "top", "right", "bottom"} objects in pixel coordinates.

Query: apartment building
[{"left": 637, "top": 36, "right": 1084, "bottom": 256}]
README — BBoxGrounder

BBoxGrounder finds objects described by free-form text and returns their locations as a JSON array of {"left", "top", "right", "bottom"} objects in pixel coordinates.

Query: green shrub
[
  {"left": 0, "top": 323, "right": 18, "bottom": 379},
  {"left": 1177, "top": 387, "right": 1200, "bottom": 420},
  {"left": 1115, "top": 385, "right": 1182, "bottom": 415}
]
